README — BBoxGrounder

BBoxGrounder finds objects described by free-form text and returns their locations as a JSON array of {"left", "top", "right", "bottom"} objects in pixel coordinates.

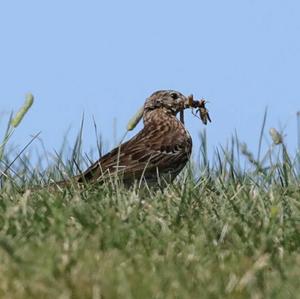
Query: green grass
[
  {"left": 1, "top": 168, "right": 300, "bottom": 299},
  {"left": 1, "top": 104, "right": 300, "bottom": 298}
]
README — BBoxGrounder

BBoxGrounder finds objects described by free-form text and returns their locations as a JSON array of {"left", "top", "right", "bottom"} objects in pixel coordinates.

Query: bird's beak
[{"left": 183, "top": 94, "right": 194, "bottom": 109}]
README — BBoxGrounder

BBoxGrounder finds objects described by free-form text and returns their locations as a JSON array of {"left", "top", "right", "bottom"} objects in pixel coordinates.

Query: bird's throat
[{"left": 143, "top": 108, "right": 180, "bottom": 126}]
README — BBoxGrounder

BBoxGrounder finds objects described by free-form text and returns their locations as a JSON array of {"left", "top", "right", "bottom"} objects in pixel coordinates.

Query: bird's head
[{"left": 144, "top": 90, "right": 188, "bottom": 115}]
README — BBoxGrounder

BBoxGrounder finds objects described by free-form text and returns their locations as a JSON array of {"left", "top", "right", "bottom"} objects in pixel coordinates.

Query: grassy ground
[
  {"left": 0, "top": 145, "right": 300, "bottom": 299},
  {"left": 1, "top": 105, "right": 300, "bottom": 298}
]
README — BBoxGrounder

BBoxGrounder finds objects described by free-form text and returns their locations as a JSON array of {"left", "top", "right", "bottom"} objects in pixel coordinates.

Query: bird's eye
[{"left": 170, "top": 93, "right": 178, "bottom": 99}]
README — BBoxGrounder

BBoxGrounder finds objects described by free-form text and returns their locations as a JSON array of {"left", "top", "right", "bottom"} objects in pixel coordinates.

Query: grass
[{"left": 0, "top": 103, "right": 300, "bottom": 298}]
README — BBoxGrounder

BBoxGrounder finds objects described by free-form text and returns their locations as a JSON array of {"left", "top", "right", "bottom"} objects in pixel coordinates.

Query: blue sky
[{"left": 1, "top": 0, "right": 300, "bottom": 164}]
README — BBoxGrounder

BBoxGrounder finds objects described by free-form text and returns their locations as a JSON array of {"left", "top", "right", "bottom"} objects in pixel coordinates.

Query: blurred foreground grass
[{"left": 0, "top": 102, "right": 300, "bottom": 298}]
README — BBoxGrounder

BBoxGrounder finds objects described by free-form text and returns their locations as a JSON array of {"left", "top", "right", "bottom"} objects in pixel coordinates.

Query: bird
[{"left": 75, "top": 90, "right": 193, "bottom": 187}]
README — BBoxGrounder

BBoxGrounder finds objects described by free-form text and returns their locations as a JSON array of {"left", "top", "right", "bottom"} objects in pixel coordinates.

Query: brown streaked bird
[{"left": 76, "top": 90, "right": 193, "bottom": 186}]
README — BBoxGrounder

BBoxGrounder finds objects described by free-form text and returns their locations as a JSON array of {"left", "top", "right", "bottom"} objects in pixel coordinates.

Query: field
[{"left": 1, "top": 107, "right": 300, "bottom": 298}]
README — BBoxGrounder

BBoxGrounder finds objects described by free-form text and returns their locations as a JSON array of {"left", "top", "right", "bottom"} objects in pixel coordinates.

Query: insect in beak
[
  {"left": 184, "top": 95, "right": 212, "bottom": 125},
  {"left": 196, "top": 99, "right": 211, "bottom": 125}
]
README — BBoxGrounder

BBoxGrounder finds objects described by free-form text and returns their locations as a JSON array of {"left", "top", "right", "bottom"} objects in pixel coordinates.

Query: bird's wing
[{"left": 78, "top": 123, "right": 191, "bottom": 183}]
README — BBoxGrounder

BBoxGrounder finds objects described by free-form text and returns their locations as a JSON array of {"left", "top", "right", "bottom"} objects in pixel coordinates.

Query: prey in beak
[{"left": 179, "top": 94, "right": 211, "bottom": 125}]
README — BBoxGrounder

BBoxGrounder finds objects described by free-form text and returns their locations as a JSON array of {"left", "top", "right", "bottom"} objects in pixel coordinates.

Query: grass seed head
[
  {"left": 11, "top": 93, "right": 34, "bottom": 128},
  {"left": 269, "top": 128, "right": 283, "bottom": 145},
  {"left": 126, "top": 106, "right": 144, "bottom": 131}
]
